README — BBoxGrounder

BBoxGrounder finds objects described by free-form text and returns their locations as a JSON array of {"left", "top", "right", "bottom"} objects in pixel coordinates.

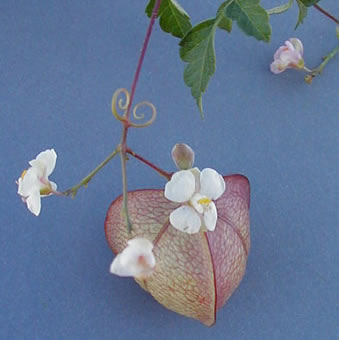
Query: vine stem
[
  {"left": 64, "top": 148, "right": 120, "bottom": 197},
  {"left": 313, "top": 4, "right": 339, "bottom": 25},
  {"left": 126, "top": 148, "right": 171, "bottom": 180},
  {"left": 119, "top": 0, "right": 163, "bottom": 233},
  {"left": 305, "top": 44, "right": 339, "bottom": 82}
]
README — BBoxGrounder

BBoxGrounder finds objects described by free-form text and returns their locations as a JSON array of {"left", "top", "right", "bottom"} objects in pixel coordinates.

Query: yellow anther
[
  {"left": 198, "top": 197, "right": 212, "bottom": 205},
  {"left": 20, "top": 169, "right": 27, "bottom": 179}
]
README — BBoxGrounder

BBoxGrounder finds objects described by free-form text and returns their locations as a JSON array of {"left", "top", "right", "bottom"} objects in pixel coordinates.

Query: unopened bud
[
  {"left": 171, "top": 143, "right": 195, "bottom": 170},
  {"left": 336, "top": 26, "right": 339, "bottom": 40},
  {"left": 304, "top": 74, "right": 313, "bottom": 84}
]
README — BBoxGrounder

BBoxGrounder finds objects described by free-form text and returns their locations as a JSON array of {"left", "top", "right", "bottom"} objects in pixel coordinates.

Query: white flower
[
  {"left": 17, "top": 149, "right": 57, "bottom": 216},
  {"left": 110, "top": 238, "right": 156, "bottom": 279},
  {"left": 164, "top": 168, "right": 225, "bottom": 234},
  {"left": 270, "top": 38, "right": 304, "bottom": 74}
]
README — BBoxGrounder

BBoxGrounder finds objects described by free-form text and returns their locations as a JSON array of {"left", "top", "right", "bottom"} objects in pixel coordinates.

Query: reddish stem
[
  {"left": 119, "top": 0, "right": 163, "bottom": 232},
  {"left": 126, "top": 0, "right": 162, "bottom": 120},
  {"left": 313, "top": 4, "right": 339, "bottom": 25},
  {"left": 126, "top": 148, "right": 172, "bottom": 180}
]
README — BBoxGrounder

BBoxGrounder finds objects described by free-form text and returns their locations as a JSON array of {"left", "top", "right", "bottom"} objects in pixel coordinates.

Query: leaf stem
[
  {"left": 64, "top": 148, "right": 120, "bottom": 198},
  {"left": 119, "top": 0, "right": 163, "bottom": 233},
  {"left": 267, "top": 0, "right": 293, "bottom": 15},
  {"left": 313, "top": 4, "right": 339, "bottom": 25},
  {"left": 305, "top": 44, "right": 339, "bottom": 82},
  {"left": 126, "top": 148, "right": 171, "bottom": 180}
]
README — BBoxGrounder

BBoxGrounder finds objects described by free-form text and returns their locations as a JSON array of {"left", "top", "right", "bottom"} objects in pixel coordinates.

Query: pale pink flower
[
  {"left": 110, "top": 238, "right": 156, "bottom": 279},
  {"left": 270, "top": 38, "right": 305, "bottom": 74}
]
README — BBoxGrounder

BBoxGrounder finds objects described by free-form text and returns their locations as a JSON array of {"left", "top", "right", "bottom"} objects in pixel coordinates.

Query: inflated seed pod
[{"left": 105, "top": 174, "right": 250, "bottom": 326}]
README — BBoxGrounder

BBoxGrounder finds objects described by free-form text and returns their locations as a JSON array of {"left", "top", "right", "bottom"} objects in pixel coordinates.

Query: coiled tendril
[{"left": 111, "top": 88, "right": 157, "bottom": 128}]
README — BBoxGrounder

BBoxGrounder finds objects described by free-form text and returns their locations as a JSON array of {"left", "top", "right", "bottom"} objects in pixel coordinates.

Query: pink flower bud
[{"left": 171, "top": 143, "right": 195, "bottom": 170}]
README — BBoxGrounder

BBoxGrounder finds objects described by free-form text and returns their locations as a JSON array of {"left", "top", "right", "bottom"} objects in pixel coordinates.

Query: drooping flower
[
  {"left": 110, "top": 238, "right": 156, "bottom": 279},
  {"left": 17, "top": 149, "right": 57, "bottom": 216},
  {"left": 270, "top": 38, "right": 305, "bottom": 74},
  {"left": 164, "top": 167, "right": 226, "bottom": 234}
]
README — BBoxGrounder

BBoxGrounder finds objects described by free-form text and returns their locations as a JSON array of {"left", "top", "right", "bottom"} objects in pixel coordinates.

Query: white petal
[
  {"left": 17, "top": 167, "right": 40, "bottom": 197},
  {"left": 273, "top": 46, "right": 288, "bottom": 61},
  {"left": 50, "top": 181, "right": 57, "bottom": 192},
  {"left": 270, "top": 60, "right": 286, "bottom": 74},
  {"left": 30, "top": 149, "right": 57, "bottom": 177},
  {"left": 110, "top": 238, "right": 155, "bottom": 278},
  {"left": 289, "top": 38, "right": 303, "bottom": 55},
  {"left": 127, "top": 237, "right": 154, "bottom": 253},
  {"left": 199, "top": 168, "right": 226, "bottom": 200},
  {"left": 164, "top": 170, "right": 196, "bottom": 203},
  {"left": 203, "top": 202, "right": 217, "bottom": 231},
  {"left": 279, "top": 50, "right": 300, "bottom": 66},
  {"left": 169, "top": 205, "right": 201, "bottom": 234},
  {"left": 26, "top": 189, "right": 42, "bottom": 216},
  {"left": 190, "top": 167, "right": 201, "bottom": 192},
  {"left": 284, "top": 40, "right": 294, "bottom": 51},
  {"left": 190, "top": 193, "right": 205, "bottom": 214}
]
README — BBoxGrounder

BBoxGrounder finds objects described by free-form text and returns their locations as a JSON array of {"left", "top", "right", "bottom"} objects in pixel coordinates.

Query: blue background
[{"left": 1, "top": 1, "right": 338, "bottom": 339}]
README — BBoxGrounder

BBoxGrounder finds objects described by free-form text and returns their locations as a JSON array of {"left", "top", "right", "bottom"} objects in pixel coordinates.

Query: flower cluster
[
  {"left": 18, "top": 144, "right": 226, "bottom": 279},
  {"left": 109, "top": 144, "right": 225, "bottom": 279}
]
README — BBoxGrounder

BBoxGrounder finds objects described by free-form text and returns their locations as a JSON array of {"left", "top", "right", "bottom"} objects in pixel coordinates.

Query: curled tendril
[
  {"left": 130, "top": 101, "right": 157, "bottom": 128},
  {"left": 112, "top": 88, "right": 130, "bottom": 122},
  {"left": 111, "top": 88, "right": 157, "bottom": 128}
]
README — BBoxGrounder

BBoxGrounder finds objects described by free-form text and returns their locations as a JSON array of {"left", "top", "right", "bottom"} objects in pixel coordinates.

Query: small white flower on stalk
[
  {"left": 110, "top": 238, "right": 156, "bottom": 279},
  {"left": 164, "top": 167, "right": 226, "bottom": 234},
  {"left": 17, "top": 149, "right": 58, "bottom": 216},
  {"left": 270, "top": 38, "right": 305, "bottom": 74}
]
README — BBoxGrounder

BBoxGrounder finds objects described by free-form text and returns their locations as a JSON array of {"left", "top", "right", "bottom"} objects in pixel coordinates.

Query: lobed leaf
[
  {"left": 105, "top": 175, "right": 250, "bottom": 326},
  {"left": 179, "top": 19, "right": 217, "bottom": 116},
  {"left": 145, "top": 0, "right": 192, "bottom": 38},
  {"left": 223, "top": 0, "right": 271, "bottom": 42}
]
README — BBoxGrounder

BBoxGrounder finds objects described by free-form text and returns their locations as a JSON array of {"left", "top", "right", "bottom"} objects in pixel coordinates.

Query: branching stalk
[
  {"left": 64, "top": 148, "right": 120, "bottom": 198},
  {"left": 126, "top": 148, "right": 171, "bottom": 180}
]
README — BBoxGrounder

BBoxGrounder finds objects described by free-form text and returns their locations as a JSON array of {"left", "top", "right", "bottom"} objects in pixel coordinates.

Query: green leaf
[
  {"left": 179, "top": 19, "right": 217, "bottom": 116},
  {"left": 299, "top": 0, "right": 320, "bottom": 6},
  {"left": 145, "top": 0, "right": 192, "bottom": 38},
  {"left": 217, "top": 3, "right": 233, "bottom": 33},
  {"left": 224, "top": 0, "right": 271, "bottom": 42},
  {"left": 296, "top": 0, "right": 308, "bottom": 28},
  {"left": 266, "top": 0, "right": 293, "bottom": 15}
]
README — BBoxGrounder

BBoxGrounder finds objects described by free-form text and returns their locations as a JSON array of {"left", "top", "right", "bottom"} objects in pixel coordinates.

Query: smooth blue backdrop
[{"left": 1, "top": 1, "right": 338, "bottom": 339}]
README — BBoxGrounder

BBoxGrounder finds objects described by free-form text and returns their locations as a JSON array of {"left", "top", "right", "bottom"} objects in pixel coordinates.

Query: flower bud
[
  {"left": 304, "top": 74, "right": 313, "bottom": 85},
  {"left": 336, "top": 26, "right": 339, "bottom": 40},
  {"left": 171, "top": 143, "right": 195, "bottom": 170}
]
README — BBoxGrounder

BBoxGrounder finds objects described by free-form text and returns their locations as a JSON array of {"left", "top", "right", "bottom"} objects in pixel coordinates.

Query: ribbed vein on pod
[
  {"left": 218, "top": 215, "right": 248, "bottom": 256},
  {"left": 144, "top": 220, "right": 171, "bottom": 289},
  {"left": 203, "top": 232, "right": 217, "bottom": 326}
]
